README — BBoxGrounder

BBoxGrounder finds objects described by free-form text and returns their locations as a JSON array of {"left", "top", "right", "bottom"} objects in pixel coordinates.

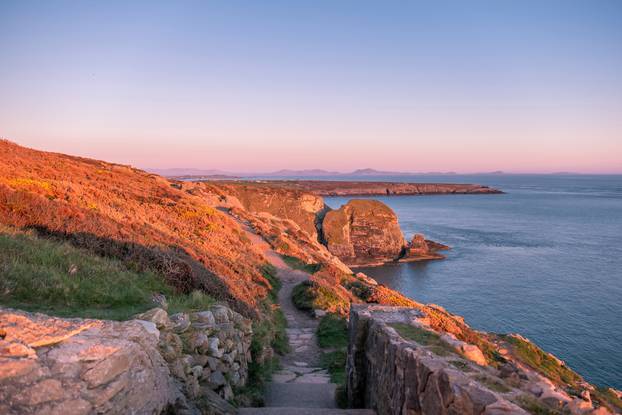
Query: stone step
[
  {"left": 264, "top": 382, "right": 338, "bottom": 408},
  {"left": 238, "top": 408, "right": 375, "bottom": 415}
]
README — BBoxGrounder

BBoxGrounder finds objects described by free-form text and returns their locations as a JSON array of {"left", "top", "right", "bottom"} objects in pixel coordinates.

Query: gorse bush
[{"left": 292, "top": 280, "right": 348, "bottom": 313}]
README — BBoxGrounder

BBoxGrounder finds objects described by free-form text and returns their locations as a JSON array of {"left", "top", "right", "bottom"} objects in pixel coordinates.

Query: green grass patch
[
  {"left": 341, "top": 279, "right": 374, "bottom": 301},
  {"left": 514, "top": 395, "right": 563, "bottom": 415},
  {"left": 261, "top": 263, "right": 281, "bottom": 303},
  {"left": 592, "top": 387, "right": 622, "bottom": 413},
  {"left": 389, "top": 322, "right": 456, "bottom": 357},
  {"left": 292, "top": 280, "right": 347, "bottom": 312},
  {"left": 316, "top": 314, "right": 349, "bottom": 408},
  {"left": 235, "top": 263, "right": 288, "bottom": 406},
  {"left": 281, "top": 255, "right": 320, "bottom": 274},
  {"left": 449, "top": 360, "right": 474, "bottom": 372},
  {"left": 501, "top": 334, "right": 581, "bottom": 387},
  {"left": 320, "top": 349, "right": 347, "bottom": 385},
  {"left": 317, "top": 314, "right": 349, "bottom": 349},
  {"left": 475, "top": 375, "right": 511, "bottom": 393},
  {"left": 0, "top": 231, "right": 214, "bottom": 320}
]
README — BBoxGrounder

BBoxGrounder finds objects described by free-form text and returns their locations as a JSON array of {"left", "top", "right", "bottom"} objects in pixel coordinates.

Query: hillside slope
[{"left": 0, "top": 140, "right": 269, "bottom": 317}]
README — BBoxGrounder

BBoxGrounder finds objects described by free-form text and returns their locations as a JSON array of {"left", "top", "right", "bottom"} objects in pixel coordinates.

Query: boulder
[
  {"left": 322, "top": 199, "right": 406, "bottom": 265},
  {"left": 0, "top": 308, "right": 177, "bottom": 415}
]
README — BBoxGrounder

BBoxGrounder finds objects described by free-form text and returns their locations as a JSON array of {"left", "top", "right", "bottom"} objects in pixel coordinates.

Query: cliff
[
  {"left": 211, "top": 180, "right": 503, "bottom": 196},
  {"left": 322, "top": 200, "right": 447, "bottom": 266},
  {"left": 322, "top": 199, "right": 406, "bottom": 265}
]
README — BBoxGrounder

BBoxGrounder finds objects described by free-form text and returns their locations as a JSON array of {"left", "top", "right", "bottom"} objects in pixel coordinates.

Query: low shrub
[
  {"left": 281, "top": 255, "right": 320, "bottom": 274},
  {"left": 291, "top": 280, "right": 348, "bottom": 313}
]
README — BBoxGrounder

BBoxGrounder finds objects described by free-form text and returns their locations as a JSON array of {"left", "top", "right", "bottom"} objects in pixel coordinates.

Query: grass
[
  {"left": 0, "top": 230, "right": 215, "bottom": 320},
  {"left": 316, "top": 314, "right": 349, "bottom": 408},
  {"left": 592, "top": 387, "right": 622, "bottom": 413},
  {"left": 449, "top": 360, "right": 474, "bottom": 372},
  {"left": 501, "top": 334, "right": 581, "bottom": 387},
  {"left": 235, "top": 262, "right": 288, "bottom": 406},
  {"left": 389, "top": 322, "right": 456, "bottom": 357},
  {"left": 317, "top": 313, "right": 349, "bottom": 349},
  {"left": 475, "top": 375, "right": 511, "bottom": 393},
  {"left": 292, "top": 280, "right": 348, "bottom": 312},
  {"left": 281, "top": 255, "right": 320, "bottom": 274},
  {"left": 514, "top": 395, "right": 563, "bottom": 415}
]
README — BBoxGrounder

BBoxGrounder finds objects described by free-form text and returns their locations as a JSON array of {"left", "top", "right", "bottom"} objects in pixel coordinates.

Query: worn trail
[{"left": 238, "top": 224, "right": 373, "bottom": 414}]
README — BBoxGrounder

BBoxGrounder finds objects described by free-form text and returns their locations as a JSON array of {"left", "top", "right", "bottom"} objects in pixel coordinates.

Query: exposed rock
[
  {"left": 208, "top": 182, "right": 329, "bottom": 239},
  {"left": 399, "top": 234, "right": 448, "bottom": 262},
  {"left": 135, "top": 307, "right": 171, "bottom": 329},
  {"left": 0, "top": 308, "right": 177, "bottom": 415},
  {"left": 322, "top": 199, "right": 406, "bottom": 265}
]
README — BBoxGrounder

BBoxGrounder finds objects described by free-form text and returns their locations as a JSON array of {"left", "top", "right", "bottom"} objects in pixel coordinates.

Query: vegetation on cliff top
[
  {"left": 501, "top": 334, "right": 581, "bottom": 387},
  {"left": 292, "top": 280, "right": 349, "bottom": 313}
]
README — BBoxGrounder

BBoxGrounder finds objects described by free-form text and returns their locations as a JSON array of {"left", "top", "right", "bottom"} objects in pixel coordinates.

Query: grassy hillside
[
  {"left": 0, "top": 227, "right": 214, "bottom": 320},
  {"left": 0, "top": 140, "right": 271, "bottom": 317}
]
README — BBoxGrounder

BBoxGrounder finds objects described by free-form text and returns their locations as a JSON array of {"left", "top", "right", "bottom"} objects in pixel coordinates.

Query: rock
[
  {"left": 322, "top": 199, "right": 406, "bottom": 265},
  {"left": 169, "top": 312, "right": 191, "bottom": 333},
  {"left": 209, "top": 371, "right": 227, "bottom": 387},
  {"left": 313, "top": 309, "right": 327, "bottom": 319},
  {"left": 192, "top": 310, "right": 216, "bottom": 326},
  {"left": 135, "top": 308, "right": 171, "bottom": 329},
  {"left": 151, "top": 293, "right": 168, "bottom": 310},
  {"left": 211, "top": 305, "right": 231, "bottom": 324},
  {"left": 399, "top": 234, "right": 447, "bottom": 262},
  {"left": 0, "top": 308, "right": 176, "bottom": 415}
]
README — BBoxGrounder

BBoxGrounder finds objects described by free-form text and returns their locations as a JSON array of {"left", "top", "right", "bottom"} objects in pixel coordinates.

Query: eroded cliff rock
[
  {"left": 322, "top": 199, "right": 405, "bottom": 265},
  {"left": 322, "top": 200, "right": 447, "bottom": 266}
]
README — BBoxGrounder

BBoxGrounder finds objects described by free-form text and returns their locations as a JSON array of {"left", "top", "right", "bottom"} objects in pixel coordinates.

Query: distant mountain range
[{"left": 145, "top": 167, "right": 465, "bottom": 178}]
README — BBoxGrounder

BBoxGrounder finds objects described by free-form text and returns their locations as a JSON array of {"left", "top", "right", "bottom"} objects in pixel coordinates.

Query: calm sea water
[{"left": 320, "top": 174, "right": 622, "bottom": 389}]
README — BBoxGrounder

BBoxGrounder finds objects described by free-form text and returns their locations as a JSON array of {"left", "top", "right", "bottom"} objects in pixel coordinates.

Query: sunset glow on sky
[{"left": 1, "top": 1, "right": 621, "bottom": 173}]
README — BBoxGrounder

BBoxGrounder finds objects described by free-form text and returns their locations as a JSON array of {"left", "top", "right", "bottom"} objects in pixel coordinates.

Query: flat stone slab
[
  {"left": 239, "top": 408, "right": 376, "bottom": 415},
  {"left": 264, "top": 383, "right": 338, "bottom": 408}
]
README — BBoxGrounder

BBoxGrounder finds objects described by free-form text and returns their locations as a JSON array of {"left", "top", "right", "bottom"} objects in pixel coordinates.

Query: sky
[{"left": 1, "top": 1, "right": 621, "bottom": 173}]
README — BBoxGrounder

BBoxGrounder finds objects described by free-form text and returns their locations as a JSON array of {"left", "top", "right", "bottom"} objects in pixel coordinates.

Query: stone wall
[
  {"left": 138, "top": 305, "right": 253, "bottom": 412},
  {"left": 346, "top": 305, "right": 529, "bottom": 415},
  {"left": 0, "top": 305, "right": 252, "bottom": 415}
]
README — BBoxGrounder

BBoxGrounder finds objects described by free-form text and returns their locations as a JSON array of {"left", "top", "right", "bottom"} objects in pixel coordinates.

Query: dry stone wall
[{"left": 346, "top": 305, "right": 529, "bottom": 415}]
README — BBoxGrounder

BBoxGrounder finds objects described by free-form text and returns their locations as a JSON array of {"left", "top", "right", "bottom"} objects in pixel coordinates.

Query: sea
[{"left": 257, "top": 174, "right": 622, "bottom": 389}]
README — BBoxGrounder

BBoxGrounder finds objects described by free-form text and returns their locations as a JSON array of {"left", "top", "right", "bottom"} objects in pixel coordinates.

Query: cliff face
[
  {"left": 321, "top": 200, "right": 446, "bottom": 266},
  {"left": 203, "top": 181, "right": 329, "bottom": 240},
  {"left": 223, "top": 180, "right": 503, "bottom": 196},
  {"left": 322, "top": 199, "right": 405, "bottom": 265}
]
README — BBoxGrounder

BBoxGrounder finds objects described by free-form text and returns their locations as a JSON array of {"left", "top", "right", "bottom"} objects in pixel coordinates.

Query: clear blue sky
[{"left": 1, "top": 1, "right": 621, "bottom": 172}]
